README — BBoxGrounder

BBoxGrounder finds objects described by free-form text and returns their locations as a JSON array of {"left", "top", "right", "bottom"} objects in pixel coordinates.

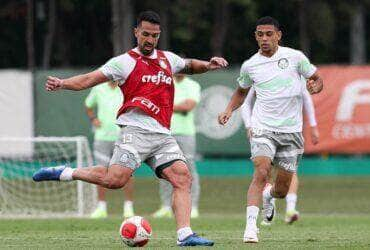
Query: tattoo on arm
[{"left": 179, "top": 59, "right": 194, "bottom": 74}]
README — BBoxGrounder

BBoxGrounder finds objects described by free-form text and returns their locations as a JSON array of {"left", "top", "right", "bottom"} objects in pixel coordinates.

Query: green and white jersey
[
  {"left": 238, "top": 46, "right": 316, "bottom": 133},
  {"left": 171, "top": 77, "right": 201, "bottom": 136},
  {"left": 85, "top": 83, "right": 122, "bottom": 141}
]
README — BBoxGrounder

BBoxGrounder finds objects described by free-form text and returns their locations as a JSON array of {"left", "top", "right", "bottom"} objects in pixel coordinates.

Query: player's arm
[
  {"left": 179, "top": 58, "right": 228, "bottom": 74},
  {"left": 302, "top": 89, "right": 319, "bottom": 145},
  {"left": 306, "top": 71, "right": 323, "bottom": 95},
  {"left": 45, "top": 70, "right": 108, "bottom": 91},
  {"left": 218, "top": 87, "right": 250, "bottom": 125},
  {"left": 85, "top": 107, "right": 101, "bottom": 127},
  {"left": 241, "top": 89, "right": 256, "bottom": 138},
  {"left": 174, "top": 99, "right": 197, "bottom": 113}
]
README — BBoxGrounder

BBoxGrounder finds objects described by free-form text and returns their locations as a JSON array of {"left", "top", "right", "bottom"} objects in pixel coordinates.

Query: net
[{"left": 0, "top": 137, "right": 97, "bottom": 218}]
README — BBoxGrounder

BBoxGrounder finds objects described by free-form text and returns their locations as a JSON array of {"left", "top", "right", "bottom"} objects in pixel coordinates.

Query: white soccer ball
[{"left": 119, "top": 216, "right": 152, "bottom": 247}]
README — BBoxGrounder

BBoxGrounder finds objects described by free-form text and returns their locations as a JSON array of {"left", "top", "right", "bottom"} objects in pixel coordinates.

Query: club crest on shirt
[
  {"left": 278, "top": 58, "right": 289, "bottom": 69},
  {"left": 159, "top": 60, "right": 167, "bottom": 69}
]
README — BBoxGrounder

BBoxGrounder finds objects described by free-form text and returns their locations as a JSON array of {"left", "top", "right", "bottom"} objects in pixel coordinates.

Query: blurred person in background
[
  {"left": 152, "top": 73, "right": 201, "bottom": 219},
  {"left": 85, "top": 80, "right": 135, "bottom": 219},
  {"left": 218, "top": 16, "right": 323, "bottom": 243},
  {"left": 241, "top": 85, "right": 319, "bottom": 225},
  {"left": 33, "top": 10, "right": 228, "bottom": 246}
]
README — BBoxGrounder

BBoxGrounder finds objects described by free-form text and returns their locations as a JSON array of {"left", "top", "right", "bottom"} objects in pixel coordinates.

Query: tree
[
  {"left": 298, "top": 0, "right": 310, "bottom": 57},
  {"left": 42, "top": 0, "right": 56, "bottom": 69},
  {"left": 26, "top": 0, "right": 35, "bottom": 69},
  {"left": 350, "top": 1, "right": 366, "bottom": 64},
  {"left": 211, "top": 0, "right": 230, "bottom": 56},
  {"left": 111, "top": 0, "right": 134, "bottom": 56}
]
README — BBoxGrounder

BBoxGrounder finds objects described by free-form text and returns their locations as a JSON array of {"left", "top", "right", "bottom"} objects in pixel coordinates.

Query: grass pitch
[{"left": 1, "top": 176, "right": 369, "bottom": 249}]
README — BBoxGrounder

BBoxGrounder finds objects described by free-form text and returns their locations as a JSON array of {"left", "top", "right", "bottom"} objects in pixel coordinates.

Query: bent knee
[
  {"left": 103, "top": 179, "right": 125, "bottom": 189},
  {"left": 169, "top": 169, "right": 192, "bottom": 189},
  {"left": 273, "top": 186, "right": 289, "bottom": 198}
]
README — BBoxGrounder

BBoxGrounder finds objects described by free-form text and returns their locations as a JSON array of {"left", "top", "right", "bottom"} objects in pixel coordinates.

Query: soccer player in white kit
[
  {"left": 218, "top": 16, "right": 323, "bottom": 243},
  {"left": 241, "top": 86, "right": 319, "bottom": 224}
]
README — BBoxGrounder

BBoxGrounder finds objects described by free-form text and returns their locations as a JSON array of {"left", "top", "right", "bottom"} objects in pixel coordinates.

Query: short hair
[
  {"left": 256, "top": 16, "right": 280, "bottom": 30},
  {"left": 137, "top": 10, "right": 161, "bottom": 26}
]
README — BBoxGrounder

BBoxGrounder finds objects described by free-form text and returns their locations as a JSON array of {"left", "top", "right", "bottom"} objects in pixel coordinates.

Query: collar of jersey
[{"left": 133, "top": 47, "right": 158, "bottom": 59}]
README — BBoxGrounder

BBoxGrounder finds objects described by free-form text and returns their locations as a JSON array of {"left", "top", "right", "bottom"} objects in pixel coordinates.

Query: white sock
[
  {"left": 286, "top": 193, "right": 297, "bottom": 212},
  {"left": 162, "top": 205, "right": 171, "bottom": 211},
  {"left": 263, "top": 184, "right": 273, "bottom": 201},
  {"left": 124, "top": 200, "right": 133, "bottom": 211},
  {"left": 246, "top": 206, "right": 259, "bottom": 230},
  {"left": 97, "top": 201, "right": 107, "bottom": 211},
  {"left": 177, "top": 227, "right": 193, "bottom": 241},
  {"left": 59, "top": 167, "right": 75, "bottom": 181}
]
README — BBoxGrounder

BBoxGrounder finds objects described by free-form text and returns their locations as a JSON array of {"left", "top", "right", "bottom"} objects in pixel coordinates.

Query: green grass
[{"left": 1, "top": 176, "right": 370, "bottom": 249}]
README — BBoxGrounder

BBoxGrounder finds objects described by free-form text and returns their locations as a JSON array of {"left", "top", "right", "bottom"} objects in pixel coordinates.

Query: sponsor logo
[
  {"left": 278, "top": 161, "right": 295, "bottom": 171},
  {"left": 333, "top": 80, "right": 370, "bottom": 139},
  {"left": 132, "top": 97, "right": 160, "bottom": 114},
  {"left": 141, "top": 71, "right": 172, "bottom": 85},
  {"left": 278, "top": 58, "right": 289, "bottom": 69}
]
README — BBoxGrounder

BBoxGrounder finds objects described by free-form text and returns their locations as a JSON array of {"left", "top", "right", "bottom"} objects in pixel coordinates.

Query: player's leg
[
  {"left": 148, "top": 134, "right": 213, "bottom": 246},
  {"left": 244, "top": 156, "right": 272, "bottom": 242},
  {"left": 285, "top": 173, "right": 299, "bottom": 224},
  {"left": 33, "top": 127, "right": 141, "bottom": 189},
  {"left": 152, "top": 179, "right": 173, "bottom": 218},
  {"left": 265, "top": 132, "right": 303, "bottom": 224},
  {"left": 123, "top": 177, "right": 135, "bottom": 218},
  {"left": 90, "top": 140, "right": 113, "bottom": 218},
  {"left": 244, "top": 129, "right": 276, "bottom": 243},
  {"left": 160, "top": 160, "right": 213, "bottom": 246},
  {"left": 176, "top": 135, "right": 200, "bottom": 218},
  {"left": 161, "top": 161, "right": 192, "bottom": 230}
]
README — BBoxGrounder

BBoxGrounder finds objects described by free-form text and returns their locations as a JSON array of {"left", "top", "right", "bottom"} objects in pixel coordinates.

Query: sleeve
[
  {"left": 99, "top": 56, "right": 125, "bottom": 82},
  {"left": 164, "top": 51, "right": 186, "bottom": 74},
  {"left": 187, "top": 81, "right": 201, "bottom": 103},
  {"left": 302, "top": 88, "right": 317, "bottom": 126},
  {"left": 241, "top": 88, "right": 256, "bottom": 128},
  {"left": 237, "top": 62, "right": 253, "bottom": 89},
  {"left": 297, "top": 51, "right": 317, "bottom": 79},
  {"left": 85, "top": 88, "right": 97, "bottom": 108}
]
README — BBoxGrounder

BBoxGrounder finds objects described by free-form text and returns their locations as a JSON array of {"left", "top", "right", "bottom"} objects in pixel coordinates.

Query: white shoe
[
  {"left": 285, "top": 209, "right": 299, "bottom": 224},
  {"left": 243, "top": 227, "right": 259, "bottom": 243},
  {"left": 262, "top": 184, "right": 275, "bottom": 225}
]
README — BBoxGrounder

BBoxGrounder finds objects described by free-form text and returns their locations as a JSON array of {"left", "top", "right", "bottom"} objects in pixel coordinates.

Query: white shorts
[
  {"left": 110, "top": 126, "right": 186, "bottom": 177},
  {"left": 250, "top": 128, "right": 304, "bottom": 173}
]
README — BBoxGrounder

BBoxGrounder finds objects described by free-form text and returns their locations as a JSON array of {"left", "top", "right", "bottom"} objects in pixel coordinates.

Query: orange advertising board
[{"left": 304, "top": 65, "right": 370, "bottom": 153}]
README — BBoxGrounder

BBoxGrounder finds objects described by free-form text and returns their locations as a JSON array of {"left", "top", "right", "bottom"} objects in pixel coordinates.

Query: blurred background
[{"left": 0, "top": 0, "right": 370, "bottom": 217}]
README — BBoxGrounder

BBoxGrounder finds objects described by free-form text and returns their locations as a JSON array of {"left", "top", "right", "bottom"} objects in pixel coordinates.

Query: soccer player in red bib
[{"left": 33, "top": 10, "right": 228, "bottom": 247}]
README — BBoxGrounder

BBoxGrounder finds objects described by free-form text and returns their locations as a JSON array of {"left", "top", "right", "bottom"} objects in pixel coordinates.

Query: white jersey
[
  {"left": 238, "top": 46, "right": 317, "bottom": 133},
  {"left": 241, "top": 86, "right": 317, "bottom": 128},
  {"left": 100, "top": 48, "right": 186, "bottom": 134}
]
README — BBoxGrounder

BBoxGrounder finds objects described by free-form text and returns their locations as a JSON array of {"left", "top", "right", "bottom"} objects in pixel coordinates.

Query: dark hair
[
  {"left": 137, "top": 10, "right": 161, "bottom": 26},
  {"left": 256, "top": 16, "right": 280, "bottom": 30}
]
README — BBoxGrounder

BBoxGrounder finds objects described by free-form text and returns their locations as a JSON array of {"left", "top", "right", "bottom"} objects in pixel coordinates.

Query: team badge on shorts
[
  {"left": 159, "top": 60, "right": 167, "bottom": 69},
  {"left": 278, "top": 58, "right": 289, "bottom": 69},
  {"left": 120, "top": 153, "right": 129, "bottom": 163}
]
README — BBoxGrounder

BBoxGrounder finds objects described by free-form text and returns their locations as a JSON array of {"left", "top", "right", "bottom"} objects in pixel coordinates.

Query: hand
[
  {"left": 218, "top": 110, "right": 232, "bottom": 125},
  {"left": 45, "top": 76, "right": 64, "bottom": 91},
  {"left": 207, "top": 57, "right": 229, "bottom": 70},
  {"left": 307, "top": 79, "right": 323, "bottom": 94},
  {"left": 310, "top": 126, "right": 319, "bottom": 145},
  {"left": 91, "top": 118, "right": 101, "bottom": 128}
]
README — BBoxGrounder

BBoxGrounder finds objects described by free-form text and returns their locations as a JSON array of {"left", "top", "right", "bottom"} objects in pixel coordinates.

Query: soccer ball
[{"left": 119, "top": 216, "right": 152, "bottom": 247}]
